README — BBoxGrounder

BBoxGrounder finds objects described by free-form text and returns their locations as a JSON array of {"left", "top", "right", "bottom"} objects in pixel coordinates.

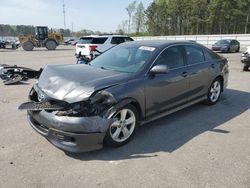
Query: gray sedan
[{"left": 19, "top": 40, "right": 229, "bottom": 153}]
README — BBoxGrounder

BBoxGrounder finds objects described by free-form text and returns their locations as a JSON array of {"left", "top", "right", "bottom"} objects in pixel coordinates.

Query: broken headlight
[
  {"left": 56, "top": 91, "right": 116, "bottom": 117},
  {"left": 56, "top": 101, "right": 91, "bottom": 117}
]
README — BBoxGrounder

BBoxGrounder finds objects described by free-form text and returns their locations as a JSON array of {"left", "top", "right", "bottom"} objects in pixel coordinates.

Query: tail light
[{"left": 89, "top": 45, "right": 97, "bottom": 52}]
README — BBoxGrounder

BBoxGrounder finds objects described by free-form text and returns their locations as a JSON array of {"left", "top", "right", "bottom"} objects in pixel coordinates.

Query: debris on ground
[{"left": 0, "top": 64, "right": 43, "bottom": 85}]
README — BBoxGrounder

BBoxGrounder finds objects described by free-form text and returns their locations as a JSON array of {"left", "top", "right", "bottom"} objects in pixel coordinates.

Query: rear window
[{"left": 78, "top": 37, "right": 108, "bottom": 44}]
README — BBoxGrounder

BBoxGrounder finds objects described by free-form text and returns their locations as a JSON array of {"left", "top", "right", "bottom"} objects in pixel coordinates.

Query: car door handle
[
  {"left": 182, "top": 72, "right": 188, "bottom": 77},
  {"left": 211, "top": 64, "right": 215, "bottom": 68}
]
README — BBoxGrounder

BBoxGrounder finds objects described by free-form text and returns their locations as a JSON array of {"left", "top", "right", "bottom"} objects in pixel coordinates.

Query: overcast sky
[{"left": 0, "top": 0, "right": 153, "bottom": 32}]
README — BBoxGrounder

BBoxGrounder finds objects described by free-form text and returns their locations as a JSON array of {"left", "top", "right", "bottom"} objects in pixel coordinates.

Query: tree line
[
  {"left": 146, "top": 0, "right": 250, "bottom": 35},
  {"left": 2, "top": 0, "right": 250, "bottom": 37},
  {"left": 0, "top": 25, "right": 35, "bottom": 37},
  {"left": 117, "top": 1, "right": 147, "bottom": 35},
  {"left": 0, "top": 24, "right": 73, "bottom": 37},
  {"left": 0, "top": 24, "right": 111, "bottom": 38},
  {"left": 118, "top": 0, "right": 250, "bottom": 36}
]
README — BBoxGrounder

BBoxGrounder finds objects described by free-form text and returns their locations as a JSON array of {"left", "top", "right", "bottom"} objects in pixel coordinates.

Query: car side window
[
  {"left": 233, "top": 40, "right": 238, "bottom": 45},
  {"left": 155, "top": 46, "right": 185, "bottom": 69},
  {"left": 204, "top": 49, "right": 221, "bottom": 60},
  {"left": 92, "top": 37, "right": 108, "bottom": 44},
  {"left": 111, "top": 37, "right": 125, "bottom": 44},
  {"left": 185, "top": 45, "right": 205, "bottom": 65}
]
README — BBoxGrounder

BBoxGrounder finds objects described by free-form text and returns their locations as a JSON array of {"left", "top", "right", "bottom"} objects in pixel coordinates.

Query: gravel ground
[{"left": 0, "top": 46, "right": 249, "bottom": 188}]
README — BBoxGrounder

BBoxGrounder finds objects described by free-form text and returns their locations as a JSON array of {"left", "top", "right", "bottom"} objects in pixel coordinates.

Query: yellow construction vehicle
[{"left": 18, "top": 26, "right": 64, "bottom": 51}]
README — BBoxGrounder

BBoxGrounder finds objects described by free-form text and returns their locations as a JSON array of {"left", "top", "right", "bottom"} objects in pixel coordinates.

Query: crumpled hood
[{"left": 38, "top": 64, "right": 131, "bottom": 103}]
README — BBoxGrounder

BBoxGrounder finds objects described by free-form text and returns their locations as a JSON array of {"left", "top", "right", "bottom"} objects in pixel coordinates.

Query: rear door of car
[
  {"left": 184, "top": 45, "right": 215, "bottom": 101},
  {"left": 145, "top": 45, "right": 190, "bottom": 118},
  {"left": 229, "top": 40, "right": 235, "bottom": 51},
  {"left": 232, "top": 40, "right": 239, "bottom": 51}
]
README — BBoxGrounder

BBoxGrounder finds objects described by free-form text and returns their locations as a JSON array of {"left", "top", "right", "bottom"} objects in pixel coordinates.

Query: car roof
[
  {"left": 119, "top": 40, "right": 200, "bottom": 49},
  {"left": 79, "top": 35, "right": 129, "bottom": 38},
  {"left": 218, "top": 39, "right": 238, "bottom": 41}
]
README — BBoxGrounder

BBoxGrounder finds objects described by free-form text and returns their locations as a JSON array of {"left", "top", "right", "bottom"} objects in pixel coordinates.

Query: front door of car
[{"left": 145, "top": 45, "right": 190, "bottom": 118}]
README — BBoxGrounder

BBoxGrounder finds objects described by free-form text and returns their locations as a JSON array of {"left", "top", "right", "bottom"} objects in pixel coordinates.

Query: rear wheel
[
  {"left": 104, "top": 104, "right": 138, "bottom": 147},
  {"left": 45, "top": 40, "right": 57, "bottom": 50},
  {"left": 236, "top": 47, "right": 240, "bottom": 52},
  {"left": 205, "top": 78, "right": 222, "bottom": 105},
  {"left": 22, "top": 41, "right": 34, "bottom": 51}
]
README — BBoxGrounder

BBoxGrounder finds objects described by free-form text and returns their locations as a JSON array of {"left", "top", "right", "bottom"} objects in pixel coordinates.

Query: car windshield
[
  {"left": 216, "top": 40, "right": 230, "bottom": 45},
  {"left": 90, "top": 45, "right": 156, "bottom": 73}
]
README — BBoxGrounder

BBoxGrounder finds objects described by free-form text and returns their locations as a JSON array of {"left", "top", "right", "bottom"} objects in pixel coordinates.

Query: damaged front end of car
[{"left": 18, "top": 84, "right": 125, "bottom": 153}]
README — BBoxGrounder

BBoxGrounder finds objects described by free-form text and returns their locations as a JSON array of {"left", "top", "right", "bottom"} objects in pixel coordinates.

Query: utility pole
[{"left": 62, "top": 0, "right": 66, "bottom": 29}]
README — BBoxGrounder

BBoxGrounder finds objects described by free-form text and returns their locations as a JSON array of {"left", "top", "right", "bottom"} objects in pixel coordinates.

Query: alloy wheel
[
  {"left": 109, "top": 108, "right": 136, "bottom": 142},
  {"left": 209, "top": 80, "right": 221, "bottom": 103}
]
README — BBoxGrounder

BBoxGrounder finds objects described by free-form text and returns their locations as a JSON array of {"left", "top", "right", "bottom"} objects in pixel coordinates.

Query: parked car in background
[
  {"left": 0, "top": 40, "right": 6, "bottom": 48},
  {"left": 75, "top": 35, "right": 134, "bottom": 58},
  {"left": 63, "top": 38, "right": 76, "bottom": 45},
  {"left": 19, "top": 40, "right": 229, "bottom": 153},
  {"left": 11, "top": 40, "right": 20, "bottom": 49},
  {"left": 212, "top": 39, "right": 240, "bottom": 52},
  {"left": 241, "top": 47, "right": 250, "bottom": 71}
]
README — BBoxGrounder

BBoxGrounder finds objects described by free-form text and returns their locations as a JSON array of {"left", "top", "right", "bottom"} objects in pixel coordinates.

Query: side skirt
[{"left": 140, "top": 95, "right": 207, "bottom": 125}]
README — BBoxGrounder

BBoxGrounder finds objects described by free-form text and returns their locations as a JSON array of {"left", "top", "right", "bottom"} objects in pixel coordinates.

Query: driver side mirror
[{"left": 149, "top": 65, "right": 169, "bottom": 75}]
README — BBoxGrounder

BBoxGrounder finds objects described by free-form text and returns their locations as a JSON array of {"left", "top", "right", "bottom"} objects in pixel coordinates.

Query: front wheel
[
  {"left": 45, "top": 40, "right": 57, "bottom": 50},
  {"left": 22, "top": 41, "right": 34, "bottom": 51},
  {"left": 104, "top": 104, "right": 138, "bottom": 147},
  {"left": 205, "top": 78, "right": 222, "bottom": 105}
]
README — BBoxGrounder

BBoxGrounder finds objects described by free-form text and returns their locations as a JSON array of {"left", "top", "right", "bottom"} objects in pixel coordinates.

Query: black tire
[
  {"left": 104, "top": 104, "right": 138, "bottom": 147},
  {"left": 205, "top": 78, "right": 222, "bottom": 105},
  {"left": 227, "top": 47, "right": 231, "bottom": 53},
  {"left": 45, "top": 40, "right": 57, "bottom": 50},
  {"left": 22, "top": 41, "right": 34, "bottom": 51},
  {"left": 243, "top": 65, "right": 249, "bottom": 71},
  {"left": 236, "top": 47, "right": 240, "bottom": 52}
]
